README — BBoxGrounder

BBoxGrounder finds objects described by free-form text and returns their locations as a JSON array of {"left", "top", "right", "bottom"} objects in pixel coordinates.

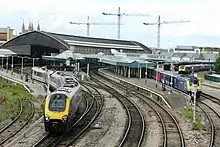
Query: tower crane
[
  {"left": 70, "top": 16, "right": 119, "bottom": 36},
  {"left": 143, "top": 15, "right": 190, "bottom": 49},
  {"left": 102, "top": 7, "right": 150, "bottom": 39}
]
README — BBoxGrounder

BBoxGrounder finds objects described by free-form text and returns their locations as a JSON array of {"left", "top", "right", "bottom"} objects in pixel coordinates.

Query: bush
[{"left": 183, "top": 105, "right": 205, "bottom": 130}]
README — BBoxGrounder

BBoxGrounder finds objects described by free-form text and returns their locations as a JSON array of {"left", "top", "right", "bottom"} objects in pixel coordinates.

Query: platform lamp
[
  {"left": 145, "top": 61, "right": 148, "bottom": 83},
  {"left": 11, "top": 55, "right": 14, "bottom": 75},
  {"left": 1, "top": 55, "right": 4, "bottom": 71},
  {"left": 170, "top": 59, "right": 173, "bottom": 93},
  {"left": 21, "top": 56, "right": 24, "bottom": 80},
  {"left": 156, "top": 61, "right": 158, "bottom": 88},
  {"left": 6, "top": 55, "right": 9, "bottom": 73}
]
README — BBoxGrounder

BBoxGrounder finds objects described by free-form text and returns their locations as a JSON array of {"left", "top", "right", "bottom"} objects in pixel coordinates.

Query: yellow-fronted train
[{"left": 44, "top": 78, "right": 82, "bottom": 133}]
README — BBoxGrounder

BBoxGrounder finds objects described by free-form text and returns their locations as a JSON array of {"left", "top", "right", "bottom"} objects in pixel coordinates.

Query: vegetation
[
  {"left": 214, "top": 56, "right": 220, "bottom": 74},
  {"left": 183, "top": 105, "right": 204, "bottom": 130},
  {"left": 0, "top": 77, "right": 32, "bottom": 121}
]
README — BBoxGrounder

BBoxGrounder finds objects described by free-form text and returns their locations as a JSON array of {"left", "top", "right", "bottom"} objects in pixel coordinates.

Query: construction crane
[
  {"left": 70, "top": 16, "right": 119, "bottom": 36},
  {"left": 143, "top": 15, "right": 190, "bottom": 49},
  {"left": 102, "top": 7, "right": 150, "bottom": 39}
]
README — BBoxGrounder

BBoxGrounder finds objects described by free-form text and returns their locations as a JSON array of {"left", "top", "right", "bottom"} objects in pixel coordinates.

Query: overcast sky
[{"left": 0, "top": 0, "right": 219, "bottom": 48}]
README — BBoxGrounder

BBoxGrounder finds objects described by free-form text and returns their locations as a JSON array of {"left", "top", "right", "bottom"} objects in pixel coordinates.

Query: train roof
[
  {"left": 51, "top": 83, "right": 81, "bottom": 99},
  {"left": 156, "top": 69, "right": 199, "bottom": 80},
  {"left": 156, "top": 69, "right": 178, "bottom": 77},
  {"left": 180, "top": 64, "right": 214, "bottom": 67},
  {"left": 32, "top": 67, "right": 54, "bottom": 74}
]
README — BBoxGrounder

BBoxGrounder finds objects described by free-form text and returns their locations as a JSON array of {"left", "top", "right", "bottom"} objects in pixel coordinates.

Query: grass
[
  {"left": 183, "top": 105, "right": 205, "bottom": 130},
  {"left": 0, "top": 77, "right": 33, "bottom": 121}
]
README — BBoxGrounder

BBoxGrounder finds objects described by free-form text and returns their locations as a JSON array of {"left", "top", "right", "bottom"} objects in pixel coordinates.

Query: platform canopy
[
  {"left": 0, "top": 49, "right": 17, "bottom": 57},
  {"left": 99, "top": 55, "right": 154, "bottom": 68},
  {"left": 42, "top": 50, "right": 83, "bottom": 62}
]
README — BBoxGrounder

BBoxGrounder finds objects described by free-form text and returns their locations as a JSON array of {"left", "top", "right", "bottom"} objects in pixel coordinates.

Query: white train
[
  {"left": 31, "top": 67, "right": 74, "bottom": 90},
  {"left": 44, "top": 75, "right": 83, "bottom": 133}
]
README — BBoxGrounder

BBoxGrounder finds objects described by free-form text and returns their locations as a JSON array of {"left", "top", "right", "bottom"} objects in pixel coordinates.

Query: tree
[{"left": 214, "top": 56, "right": 220, "bottom": 73}]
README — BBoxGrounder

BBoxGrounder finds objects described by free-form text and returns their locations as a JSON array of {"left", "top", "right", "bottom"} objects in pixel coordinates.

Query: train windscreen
[
  {"left": 189, "top": 76, "right": 199, "bottom": 84},
  {"left": 49, "top": 94, "right": 66, "bottom": 112}
]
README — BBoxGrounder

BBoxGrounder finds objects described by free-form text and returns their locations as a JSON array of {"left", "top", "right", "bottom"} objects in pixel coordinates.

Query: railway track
[
  {"left": 199, "top": 93, "right": 220, "bottom": 146},
  {"left": 201, "top": 93, "right": 220, "bottom": 103},
  {"left": 92, "top": 72, "right": 185, "bottom": 147},
  {"left": 91, "top": 74, "right": 145, "bottom": 147},
  {"left": 0, "top": 97, "right": 35, "bottom": 146},
  {"left": 197, "top": 101, "right": 215, "bottom": 147},
  {"left": 33, "top": 93, "right": 91, "bottom": 147},
  {"left": 34, "top": 86, "right": 104, "bottom": 147}
]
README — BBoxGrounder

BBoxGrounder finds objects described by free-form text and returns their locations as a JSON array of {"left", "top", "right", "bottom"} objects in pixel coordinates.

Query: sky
[{"left": 0, "top": 0, "right": 220, "bottom": 48}]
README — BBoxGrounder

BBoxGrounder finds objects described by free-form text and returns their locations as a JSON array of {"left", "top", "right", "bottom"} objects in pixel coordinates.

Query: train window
[{"left": 49, "top": 94, "right": 66, "bottom": 112}]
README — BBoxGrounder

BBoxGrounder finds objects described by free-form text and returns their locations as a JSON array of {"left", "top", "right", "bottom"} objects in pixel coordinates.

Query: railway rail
[
  {"left": 0, "top": 97, "right": 35, "bottom": 146},
  {"left": 93, "top": 72, "right": 185, "bottom": 147},
  {"left": 91, "top": 74, "right": 145, "bottom": 147},
  {"left": 199, "top": 93, "right": 220, "bottom": 146},
  {"left": 34, "top": 85, "right": 104, "bottom": 147},
  {"left": 33, "top": 93, "right": 91, "bottom": 147},
  {"left": 197, "top": 101, "right": 215, "bottom": 147}
]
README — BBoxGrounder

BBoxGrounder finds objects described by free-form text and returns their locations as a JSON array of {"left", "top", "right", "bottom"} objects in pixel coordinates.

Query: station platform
[
  {"left": 100, "top": 69, "right": 189, "bottom": 109},
  {"left": 0, "top": 70, "right": 46, "bottom": 97}
]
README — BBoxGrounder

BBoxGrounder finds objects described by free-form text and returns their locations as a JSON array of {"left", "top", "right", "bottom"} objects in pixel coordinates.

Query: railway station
[{"left": 1, "top": 2, "right": 220, "bottom": 147}]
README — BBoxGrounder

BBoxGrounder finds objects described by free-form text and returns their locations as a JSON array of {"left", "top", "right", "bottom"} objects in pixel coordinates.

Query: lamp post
[
  {"left": 170, "top": 59, "right": 173, "bottom": 93},
  {"left": 33, "top": 58, "right": 35, "bottom": 68},
  {"left": 6, "top": 56, "right": 8, "bottom": 73},
  {"left": 21, "top": 57, "right": 24, "bottom": 80},
  {"left": 1, "top": 56, "right": 3, "bottom": 70},
  {"left": 11, "top": 56, "right": 14, "bottom": 75},
  {"left": 145, "top": 61, "right": 148, "bottom": 83},
  {"left": 156, "top": 61, "right": 158, "bottom": 88},
  {"left": 47, "top": 69, "right": 50, "bottom": 95}
]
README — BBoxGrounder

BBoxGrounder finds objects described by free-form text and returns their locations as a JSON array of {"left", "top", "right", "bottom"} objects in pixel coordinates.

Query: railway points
[
  {"left": 91, "top": 74, "right": 145, "bottom": 147},
  {"left": 92, "top": 72, "right": 185, "bottom": 146}
]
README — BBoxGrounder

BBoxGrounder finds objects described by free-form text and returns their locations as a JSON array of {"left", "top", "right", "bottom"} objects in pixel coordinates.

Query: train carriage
[
  {"left": 44, "top": 77, "right": 82, "bottom": 133},
  {"left": 148, "top": 68, "right": 202, "bottom": 98}
]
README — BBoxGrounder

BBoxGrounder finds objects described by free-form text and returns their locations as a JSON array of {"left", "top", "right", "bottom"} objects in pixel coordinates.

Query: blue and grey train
[{"left": 148, "top": 68, "right": 202, "bottom": 98}]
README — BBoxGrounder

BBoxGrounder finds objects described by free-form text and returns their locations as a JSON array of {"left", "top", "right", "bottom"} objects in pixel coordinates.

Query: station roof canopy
[
  {"left": 0, "top": 31, "right": 70, "bottom": 51},
  {"left": 42, "top": 50, "right": 84, "bottom": 61},
  {"left": 0, "top": 48, "right": 17, "bottom": 57},
  {"left": 46, "top": 32, "right": 152, "bottom": 53},
  {"left": 99, "top": 55, "right": 154, "bottom": 68}
]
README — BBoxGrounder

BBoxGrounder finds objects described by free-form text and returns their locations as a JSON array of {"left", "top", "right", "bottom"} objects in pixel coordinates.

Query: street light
[
  {"left": 11, "top": 56, "right": 14, "bottom": 75},
  {"left": 1, "top": 56, "right": 3, "bottom": 70},
  {"left": 6, "top": 56, "right": 8, "bottom": 73},
  {"left": 156, "top": 61, "right": 158, "bottom": 88},
  {"left": 46, "top": 69, "right": 50, "bottom": 95},
  {"left": 21, "top": 57, "right": 24, "bottom": 80},
  {"left": 145, "top": 61, "right": 148, "bottom": 83},
  {"left": 170, "top": 59, "right": 173, "bottom": 93}
]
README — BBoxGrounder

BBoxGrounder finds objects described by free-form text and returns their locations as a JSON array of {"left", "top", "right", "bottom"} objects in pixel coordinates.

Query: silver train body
[
  {"left": 31, "top": 67, "right": 70, "bottom": 90},
  {"left": 44, "top": 78, "right": 83, "bottom": 133},
  {"left": 31, "top": 67, "right": 83, "bottom": 133}
]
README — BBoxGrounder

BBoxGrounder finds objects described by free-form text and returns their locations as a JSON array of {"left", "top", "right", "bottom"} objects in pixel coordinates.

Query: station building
[{"left": 0, "top": 30, "right": 152, "bottom": 58}]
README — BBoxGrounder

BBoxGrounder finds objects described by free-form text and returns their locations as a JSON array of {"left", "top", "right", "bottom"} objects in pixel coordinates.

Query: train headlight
[
  {"left": 62, "top": 115, "right": 68, "bottom": 122},
  {"left": 45, "top": 115, "right": 50, "bottom": 121}
]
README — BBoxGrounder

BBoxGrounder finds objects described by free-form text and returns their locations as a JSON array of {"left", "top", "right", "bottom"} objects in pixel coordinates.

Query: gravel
[
  {"left": 202, "top": 85, "right": 220, "bottom": 98},
  {"left": 74, "top": 89, "right": 127, "bottom": 147},
  {"left": 4, "top": 117, "right": 46, "bottom": 147},
  {"left": 128, "top": 95, "right": 161, "bottom": 147},
  {"left": 175, "top": 108, "right": 210, "bottom": 147}
]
